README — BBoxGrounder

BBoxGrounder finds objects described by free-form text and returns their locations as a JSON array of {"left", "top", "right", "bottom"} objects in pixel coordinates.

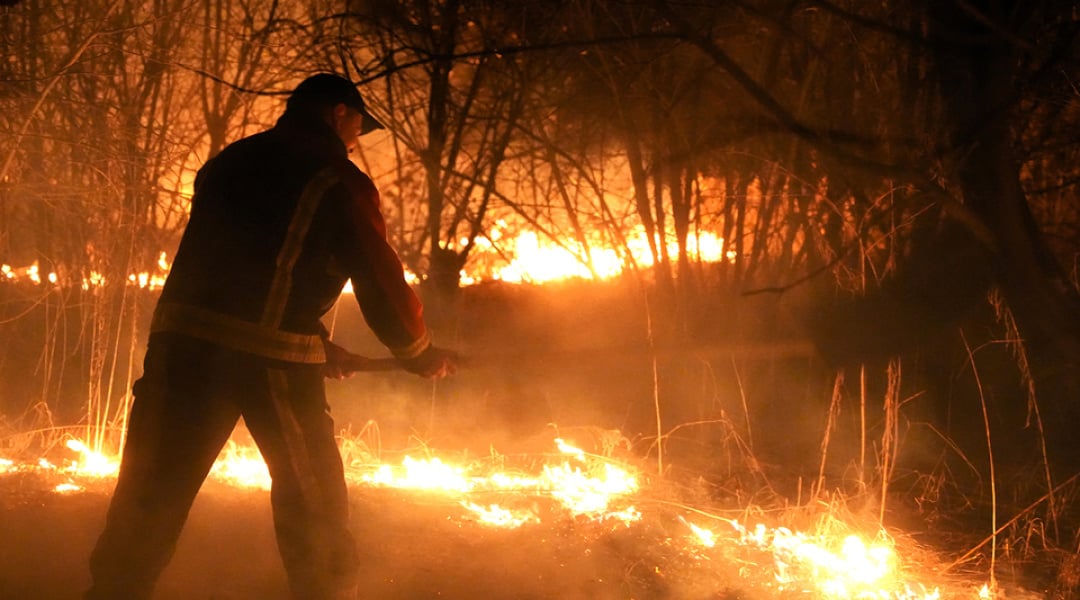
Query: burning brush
[
  {"left": 0, "top": 426, "right": 998, "bottom": 599},
  {"left": 0, "top": 350, "right": 991, "bottom": 599}
]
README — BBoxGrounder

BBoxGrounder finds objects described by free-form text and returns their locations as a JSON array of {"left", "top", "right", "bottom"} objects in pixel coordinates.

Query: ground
[
  {"left": 0, "top": 475, "right": 727, "bottom": 600},
  {"left": 0, "top": 462, "right": 998, "bottom": 600}
]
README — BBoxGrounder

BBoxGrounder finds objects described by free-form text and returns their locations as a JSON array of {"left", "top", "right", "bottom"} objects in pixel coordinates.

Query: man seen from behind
[{"left": 85, "top": 73, "right": 457, "bottom": 600}]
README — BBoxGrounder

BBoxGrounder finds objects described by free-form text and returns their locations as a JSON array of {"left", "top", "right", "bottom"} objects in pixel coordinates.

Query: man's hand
[{"left": 399, "top": 345, "right": 459, "bottom": 379}]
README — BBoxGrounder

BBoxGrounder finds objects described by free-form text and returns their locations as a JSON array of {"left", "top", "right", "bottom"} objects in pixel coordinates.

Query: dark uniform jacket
[{"left": 150, "top": 111, "right": 430, "bottom": 363}]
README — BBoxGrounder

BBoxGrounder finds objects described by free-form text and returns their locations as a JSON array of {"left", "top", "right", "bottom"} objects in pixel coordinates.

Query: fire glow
[
  {"left": 358, "top": 438, "right": 640, "bottom": 526},
  {"left": 461, "top": 223, "right": 732, "bottom": 285},
  {"left": 720, "top": 519, "right": 943, "bottom": 599},
  {"left": 0, "top": 251, "right": 171, "bottom": 291},
  {"left": 1, "top": 226, "right": 732, "bottom": 291},
  {"left": 0, "top": 434, "right": 976, "bottom": 599}
]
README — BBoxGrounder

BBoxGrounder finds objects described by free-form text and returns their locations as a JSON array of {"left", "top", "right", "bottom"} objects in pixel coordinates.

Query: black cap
[{"left": 286, "top": 73, "right": 384, "bottom": 134}]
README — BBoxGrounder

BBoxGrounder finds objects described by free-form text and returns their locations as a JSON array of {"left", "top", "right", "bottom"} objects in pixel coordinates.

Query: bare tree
[{"left": 326, "top": 1, "right": 565, "bottom": 325}]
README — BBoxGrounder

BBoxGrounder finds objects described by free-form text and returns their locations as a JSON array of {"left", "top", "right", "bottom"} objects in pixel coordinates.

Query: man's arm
[{"left": 330, "top": 167, "right": 457, "bottom": 379}]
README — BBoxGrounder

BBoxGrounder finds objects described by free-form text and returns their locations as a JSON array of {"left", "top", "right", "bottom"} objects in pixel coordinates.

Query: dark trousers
[{"left": 86, "top": 334, "right": 357, "bottom": 599}]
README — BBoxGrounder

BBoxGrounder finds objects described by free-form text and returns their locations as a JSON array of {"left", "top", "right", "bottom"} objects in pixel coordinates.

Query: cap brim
[{"left": 360, "top": 109, "right": 384, "bottom": 134}]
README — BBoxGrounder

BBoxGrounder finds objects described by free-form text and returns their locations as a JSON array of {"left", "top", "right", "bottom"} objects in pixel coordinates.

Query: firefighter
[{"left": 85, "top": 73, "right": 457, "bottom": 599}]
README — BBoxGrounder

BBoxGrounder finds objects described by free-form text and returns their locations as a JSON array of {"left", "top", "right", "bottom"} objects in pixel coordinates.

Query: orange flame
[
  {"left": 0, "top": 251, "right": 172, "bottom": 290},
  {"left": 357, "top": 438, "right": 640, "bottom": 526},
  {"left": 467, "top": 224, "right": 731, "bottom": 284},
  {"left": 0, "top": 434, "right": 986, "bottom": 597},
  {"left": 3, "top": 224, "right": 732, "bottom": 289},
  {"left": 675, "top": 517, "right": 946, "bottom": 599}
]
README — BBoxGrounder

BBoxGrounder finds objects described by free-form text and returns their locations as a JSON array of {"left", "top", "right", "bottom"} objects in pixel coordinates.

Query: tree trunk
[{"left": 929, "top": 0, "right": 1080, "bottom": 462}]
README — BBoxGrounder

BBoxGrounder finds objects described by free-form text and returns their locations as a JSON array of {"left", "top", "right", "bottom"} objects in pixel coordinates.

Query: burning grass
[{"left": 0, "top": 422, "right": 995, "bottom": 599}]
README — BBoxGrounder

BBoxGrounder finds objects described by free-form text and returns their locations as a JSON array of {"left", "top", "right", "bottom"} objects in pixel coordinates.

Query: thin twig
[
  {"left": 946, "top": 470, "right": 1080, "bottom": 572},
  {"left": 959, "top": 329, "right": 997, "bottom": 589}
]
